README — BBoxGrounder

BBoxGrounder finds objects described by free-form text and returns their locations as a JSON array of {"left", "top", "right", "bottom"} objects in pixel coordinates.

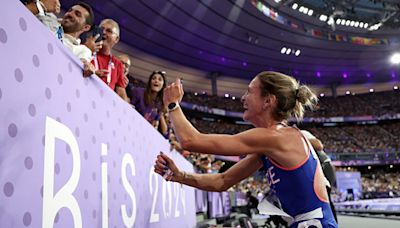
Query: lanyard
[{"left": 93, "top": 53, "right": 114, "bottom": 85}]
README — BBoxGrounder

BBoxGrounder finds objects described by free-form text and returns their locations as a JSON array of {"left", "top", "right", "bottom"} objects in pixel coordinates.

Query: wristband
[{"left": 163, "top": 169, "right": 173, "bottom": 180}]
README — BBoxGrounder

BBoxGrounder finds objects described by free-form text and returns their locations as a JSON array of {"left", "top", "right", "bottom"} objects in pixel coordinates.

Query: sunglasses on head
[{"left": 153, "top": 71, "right": 166, "bottom": 76}]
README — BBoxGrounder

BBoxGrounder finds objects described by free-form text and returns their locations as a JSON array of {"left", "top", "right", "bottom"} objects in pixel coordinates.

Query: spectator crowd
[{"left": 183, "top": 89, "right": 400, "bottom": 117}]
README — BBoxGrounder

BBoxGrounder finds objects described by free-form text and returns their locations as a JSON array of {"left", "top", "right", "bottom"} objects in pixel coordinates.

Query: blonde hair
[{"left": 256, "top": 71, "right": 318, "bottom": 122}]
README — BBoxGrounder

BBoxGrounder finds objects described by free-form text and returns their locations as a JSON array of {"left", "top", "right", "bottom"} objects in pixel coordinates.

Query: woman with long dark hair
[{"left": 130, "top": 71, "right": 168, "bottom": 136}]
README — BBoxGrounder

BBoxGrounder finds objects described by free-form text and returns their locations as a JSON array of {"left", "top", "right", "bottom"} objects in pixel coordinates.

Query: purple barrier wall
[
  {"left": 0, "top": 1, "right": 196, "bottom": 227},
  {"left": 195, "top": 190, "right": 232, "bottom": 217},
  {"left": 207, "top": 192, "right": 231, "bottom": 218},
  {"left": 336, "top": 171, "right": 362, "bottom": 201},
  {"left": 195, "top": 189, "right": 208, "bottom": 213}
]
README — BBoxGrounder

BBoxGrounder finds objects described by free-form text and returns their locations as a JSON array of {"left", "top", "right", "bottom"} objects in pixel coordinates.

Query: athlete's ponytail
[{"left": 256, "top": 71, "right": 318, "bottom": 122}]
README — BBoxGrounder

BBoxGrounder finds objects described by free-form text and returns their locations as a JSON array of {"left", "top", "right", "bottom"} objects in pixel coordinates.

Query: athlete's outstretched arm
[
  {"left": 154, "top": 153, "right": 263, "bottom": 192},
  {"left": 164, "top": 78, "right": 279, "bottom": 156}
]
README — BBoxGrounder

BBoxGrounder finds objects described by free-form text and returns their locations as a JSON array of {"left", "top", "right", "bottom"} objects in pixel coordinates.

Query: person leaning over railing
[
  {"left": 91, "top": 19, "right": 128, "bottom": 101},
  {"left": 21, "top": 0, "right": 60, "bottom": 33},
  {"left": 23, "top": 0, "right": 99, "bottom": 78},
  {"left": 59, "top": 2, "right": 98, "bottom": 77},
  {"left": 128, "top": 71, "right": 168, "bottom": 137}
]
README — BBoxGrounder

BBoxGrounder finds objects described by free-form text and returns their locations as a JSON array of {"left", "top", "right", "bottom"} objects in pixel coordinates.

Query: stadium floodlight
[
  {"left": 335, "top": 18, "right": 341, "bottom": 24},
  {"left": 390, "top": 53, "right": 400, "bottom": 64},
  {"left": 341, "top": 20, "right": 346, "bottom": 25},
  {"left": 281, "top": 47, "right": 287, "bottom": 54},
  {"left": 369, "top": 23, "right": 382, "bottom": 31},
  {"left": 295, "top": 50, "right": 301, "bottom": 56},
  {"left": 320, "top": 93, "right": 325, "bottom": 97},
  {"left": 292, "top": 3, "right": 298, "bottom": 10},
  {"left": 308, "top": 9, "right": 313, "bottom": 16},
  {"left": 355, "top": 21, "right": 359, "bottom": 27},
  {"left": 327, "top": 17, "right": 334, "bottom": 25},
  {"left": 350, "top": 21, "right": 355, "bottom": 27},
  {"left": 286, "top": 48, "right": 292, "bottom": 55},
  {"left": 369, "top": 88, "right": 374, "bottom": 93},
  {"left": 345, "top": 90, "right": 350, "bottom": 95},
  {"left": 319, "top": 14, "right": 328, "bottom": 21}
]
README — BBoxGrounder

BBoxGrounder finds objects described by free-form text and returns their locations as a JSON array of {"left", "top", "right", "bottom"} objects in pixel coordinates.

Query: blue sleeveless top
[{"left": 261, "top": 133, "right": 338, "bottom": 227}]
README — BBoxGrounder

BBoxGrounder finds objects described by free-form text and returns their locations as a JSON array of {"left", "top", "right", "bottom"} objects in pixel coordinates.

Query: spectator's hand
[
  {"left": 152, "top": 120, "right": 159, "bottom": 128},
  {"left": 82, "top": 60, "right": 95, "bottom": 77},
  {"left": 163, "top": 78, "right": 184, "bottom": 106},
  {"left": 154, "top": 152, "right": 183, "bottom": 182},
  {"left": 84, "top": 34, "right": 103, "bottom": 53},
  {"left": 95, "top": 69, "right": 109, "bottom": 78},
  {"left": 123, "top": 75, "right": 129, "bottom": 87}
]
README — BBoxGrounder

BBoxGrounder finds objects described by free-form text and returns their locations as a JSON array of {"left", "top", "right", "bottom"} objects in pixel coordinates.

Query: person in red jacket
[{"left": 93, "top": 18, "right": 128, "bottom": 101}]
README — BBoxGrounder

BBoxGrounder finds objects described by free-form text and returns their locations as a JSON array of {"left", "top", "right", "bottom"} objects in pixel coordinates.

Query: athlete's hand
[
  {"left": 163, "top": 78, "right": 184, "bottom": 106},
  {"left": 154, "top": 152, "right": 184, "bottom": 182}
]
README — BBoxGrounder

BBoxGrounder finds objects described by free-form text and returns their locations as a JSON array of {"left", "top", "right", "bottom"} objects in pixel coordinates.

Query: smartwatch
[{"left": 167, "top": 102, "right": 179, "bottom": 112}]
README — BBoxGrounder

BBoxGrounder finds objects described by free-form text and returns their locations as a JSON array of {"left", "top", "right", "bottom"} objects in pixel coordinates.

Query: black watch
[{"left": 167, "top": 102, "right": 179, "bottom": 112}]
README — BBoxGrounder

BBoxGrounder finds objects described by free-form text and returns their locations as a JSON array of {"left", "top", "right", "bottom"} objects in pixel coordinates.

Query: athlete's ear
[
  {"left": 263, "top": 94, "right": 276, "bottom": 110},
  {"left": 263, "top": 97, "right": 269, "bottom": 110}
]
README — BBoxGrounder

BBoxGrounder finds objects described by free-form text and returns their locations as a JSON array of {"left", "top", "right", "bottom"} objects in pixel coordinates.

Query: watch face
[{"left": 168, "top": 102, "right": 176, "bottom": 110}]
